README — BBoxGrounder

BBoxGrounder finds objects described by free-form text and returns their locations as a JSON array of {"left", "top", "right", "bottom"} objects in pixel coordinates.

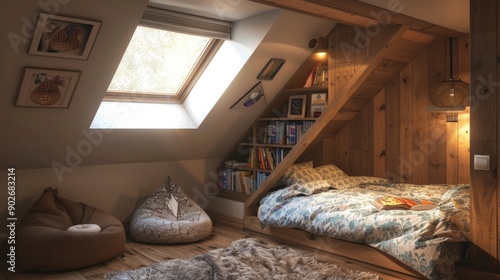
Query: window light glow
[{"left": 107, "top": 26, "right": 210, "bottom": 95}]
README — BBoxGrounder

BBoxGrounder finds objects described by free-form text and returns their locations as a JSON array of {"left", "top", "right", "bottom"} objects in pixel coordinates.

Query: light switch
[{"left": 474, "top": 155, "right": 490, "bottom": 171}]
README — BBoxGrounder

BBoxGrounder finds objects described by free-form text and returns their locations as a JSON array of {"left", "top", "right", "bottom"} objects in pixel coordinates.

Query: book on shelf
[
  {"left": 218, "top": 168, "right": 253, "bottom": 194},
  {"left": 371, "top": 196, "right": 437, "bottom": 211},
  {"left": 303, "top": 62, "right": 328, "bottom": 88}
]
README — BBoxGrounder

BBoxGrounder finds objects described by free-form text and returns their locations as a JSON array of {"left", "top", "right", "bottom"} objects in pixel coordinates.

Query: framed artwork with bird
[{"left": 29, "top": 13, "right": 101, "bottom": 60}]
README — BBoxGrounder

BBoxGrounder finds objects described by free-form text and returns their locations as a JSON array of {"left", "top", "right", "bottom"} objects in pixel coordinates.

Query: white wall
[{"left": 0, "top": 159, "right": 230, "bottom": 236}]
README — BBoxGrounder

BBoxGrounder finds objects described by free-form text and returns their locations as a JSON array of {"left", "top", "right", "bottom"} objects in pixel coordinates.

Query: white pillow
[{"left": 67, "top": 224, "right": 101, "bottom": 233}]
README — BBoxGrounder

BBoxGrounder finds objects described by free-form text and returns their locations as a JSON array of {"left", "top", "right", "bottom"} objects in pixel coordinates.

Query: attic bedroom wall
[{"left": 330, "top": 36, "right": 470, "bottom": 185}]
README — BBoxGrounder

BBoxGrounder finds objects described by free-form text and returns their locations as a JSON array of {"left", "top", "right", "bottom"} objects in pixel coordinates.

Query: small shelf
[
  {"left": 283, "top": 86, "right": 327, "bottom": 93},
  {"left": 258, "top": 117, "right": 317, "bottom": 121}
]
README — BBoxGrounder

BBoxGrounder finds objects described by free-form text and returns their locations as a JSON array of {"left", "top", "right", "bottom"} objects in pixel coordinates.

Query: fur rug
[{"left": 106, "top": 238, "right": 380, "bottom": 280}]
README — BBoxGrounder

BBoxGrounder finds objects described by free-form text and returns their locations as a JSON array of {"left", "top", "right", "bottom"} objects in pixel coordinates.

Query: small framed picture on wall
[
  {"left": 287, "top": 95, "right": 306, "bottom": 118},
  {"left": 29, "top": 13, "right": 101, "bottom": 60}
]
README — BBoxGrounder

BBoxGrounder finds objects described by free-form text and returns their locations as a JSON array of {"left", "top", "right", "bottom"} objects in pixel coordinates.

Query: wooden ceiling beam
[
  {"left": 245, "top": 24, "right": 410, "bottom": 215},
  {"left": 250, "top": 0, "right": 463, "bottom": 39}
]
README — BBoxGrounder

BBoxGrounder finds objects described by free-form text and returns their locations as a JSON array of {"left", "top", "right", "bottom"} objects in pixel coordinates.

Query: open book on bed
[{"left": 371, "top": 196, "right": 437, "bottom": 211}]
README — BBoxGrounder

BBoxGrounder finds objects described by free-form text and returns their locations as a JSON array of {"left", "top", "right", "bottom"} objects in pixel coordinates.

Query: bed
[{"left": 257, "top": 162, "right": 470, "bottom": 280}]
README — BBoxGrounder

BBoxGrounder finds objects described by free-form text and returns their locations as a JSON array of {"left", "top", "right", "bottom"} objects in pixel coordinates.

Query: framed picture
[
  {"left": 16, "top": 68, "right": 81, "bottom": 108},
  {"left": 287, "top": 95, "right": 306, "bottom": 118},
  {"left": 29, "top": 13, "right": 101, "bottom": 60},
  {"left": 257, "top": 58, "right": 285, "bottom": 80},
  {"left": 309, "top": 93, "right": 327, "bottom": 117}
]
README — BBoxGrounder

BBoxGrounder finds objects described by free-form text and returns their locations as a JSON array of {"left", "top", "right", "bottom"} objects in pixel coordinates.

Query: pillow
[
  {"left": 67, "top": 224, "right": 101, "bottom": 233},
  {"left": 284, "top": 167, "right": 323, "bottom": 186},
  {"left": 287, "top": 179, "right": 331, "bottom": 195},
  {"left": 314, "top": 164, "right": 348, "bottom": 180},
  {"left": 283, "top": 161, "right": 315, "bottom": 185},
  {"left": 327, "top": 176, "right": 392, "bottom": 190}
]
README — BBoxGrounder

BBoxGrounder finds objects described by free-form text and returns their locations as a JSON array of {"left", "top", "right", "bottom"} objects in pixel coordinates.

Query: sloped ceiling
[
  {"left": 0, "top": 0, "right": 334, "bottom": 169},
  {"left": 1, "top": 0, "right": 469, "bottom": 170}
]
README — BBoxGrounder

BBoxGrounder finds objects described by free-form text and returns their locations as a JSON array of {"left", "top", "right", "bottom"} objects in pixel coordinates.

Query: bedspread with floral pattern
[{"left": 259, "top": 178, "right": 470, "bottom": 279}]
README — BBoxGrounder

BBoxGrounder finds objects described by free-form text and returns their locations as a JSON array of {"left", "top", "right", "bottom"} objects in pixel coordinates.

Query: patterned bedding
[{"left": 258, "top": 164, "right": 470, "bottom": 280}]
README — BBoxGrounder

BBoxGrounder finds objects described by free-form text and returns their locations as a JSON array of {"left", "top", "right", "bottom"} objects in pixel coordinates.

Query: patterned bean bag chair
[
  {"left": 17, "top": 187, "right": 126, "bottom": 272},
  {"left": 130, "top": 176, "right": 212, "bottom": 244}
]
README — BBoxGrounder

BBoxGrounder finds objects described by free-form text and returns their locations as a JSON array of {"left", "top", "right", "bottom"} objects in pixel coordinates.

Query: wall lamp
[{"left": 308, "top": 36, "right": 329, "bottom": 58}]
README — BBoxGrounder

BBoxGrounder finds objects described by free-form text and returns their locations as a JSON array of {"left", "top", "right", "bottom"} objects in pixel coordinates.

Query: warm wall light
[{"left": 308, "top": 36, "right": 328, "bottom": 59}]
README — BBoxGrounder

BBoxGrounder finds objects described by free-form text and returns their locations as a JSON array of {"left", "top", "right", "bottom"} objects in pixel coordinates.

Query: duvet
[{"left": 259, "top": 177, "right": 470, "bottom": 279}]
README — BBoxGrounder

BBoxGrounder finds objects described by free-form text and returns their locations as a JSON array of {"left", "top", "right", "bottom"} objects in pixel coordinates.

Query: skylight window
[{"left": 104, "top": 7, "right": 230, "bottom": 103}]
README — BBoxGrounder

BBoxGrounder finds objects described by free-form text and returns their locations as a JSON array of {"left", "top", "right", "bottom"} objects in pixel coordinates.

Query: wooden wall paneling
[
  {"left": 458, "top": 109, "right": 471, "bottom": 184},
  {"left": 411, "top": 47, "right": 430, "bottom": 184},
  {"left": 328, "top": 27, "right": 337, "bottom": 103},
  {"left": 426, "top": 38, "right": 448, "bottom": 184},
  {"left": 469, "top": 0, "right": 499, "bottom": 268},
  {"left": 348, "top": 113, "right": 363, "bottom": 175},
  {"left": 333, "top": 125, "right": 350, "bottom": 172},
  {"left": 427, "top": 112, "right": 447, "bottom": 184},
  {"left": 362, "top": 99, "right": 374, "bottom": 175},
  {"left": 334, "top": 25, "right": 357, "bottom": 98},
  {"left": 458, "top": 35, "right": 471, "bottom": 185},
  {"left": 446, "top": 121, "right": 459, "bottom": 184},
  {"left": 384, "top": 76, "right": 401, "bottom": 182},
  {"left": 373, "top": 88, "right": 386, "bottom": 178},
  {"left": 399, "top": 63, "right": 413, "bottom": 183}
]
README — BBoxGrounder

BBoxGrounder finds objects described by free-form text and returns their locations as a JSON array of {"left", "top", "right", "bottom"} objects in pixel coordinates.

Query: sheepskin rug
[{"left": 106, "top": 238, "right": 380, "bottom": 280}]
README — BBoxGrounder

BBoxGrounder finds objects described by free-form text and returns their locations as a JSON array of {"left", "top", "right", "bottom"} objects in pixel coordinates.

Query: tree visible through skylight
[{"left": 108, "top": 26, "right": 210, "bottom": 95}]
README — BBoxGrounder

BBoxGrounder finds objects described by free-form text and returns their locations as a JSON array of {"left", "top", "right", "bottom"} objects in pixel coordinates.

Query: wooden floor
[{"left": 0, "top": 225, "right": 408, "bottom": 279}]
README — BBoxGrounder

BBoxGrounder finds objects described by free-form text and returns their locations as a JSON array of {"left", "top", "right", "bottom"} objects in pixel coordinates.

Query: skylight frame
[{"left": 103, "top": 7, "right": 230, "bottom": 104}]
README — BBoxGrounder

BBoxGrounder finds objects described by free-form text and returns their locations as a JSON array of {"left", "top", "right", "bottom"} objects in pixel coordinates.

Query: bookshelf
[{"left": 217, "top": 56, "right": 329, "bottom": 202}]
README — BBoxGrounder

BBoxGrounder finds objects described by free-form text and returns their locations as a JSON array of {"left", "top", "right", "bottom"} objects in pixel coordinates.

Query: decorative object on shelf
[
  {"left": 230, "top": 81, "right": 267, "bottom": 109},
  {"left": 309, "top": 93, "right": 327, "bottom": 117},
  {"left": 287, "top": 95, "right": 306, "bottom": 118},
  {"left": 257, "top": 58, "right": 286, "bottom": 80},
  {"left": 16, "top": 67, "right": 80, "bottom": 108},
  {"left": 428, "top": 37, "right": 468, "bottom": 112},
  {"left": 29, "top": 13, "right": 101, "bottom": 60}
]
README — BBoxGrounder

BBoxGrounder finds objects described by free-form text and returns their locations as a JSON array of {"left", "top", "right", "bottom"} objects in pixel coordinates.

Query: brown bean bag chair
[
  {"left": 130, "top": 176, "right": 212, "bottom": 244},
  {"left": 17, "top": 187, "right": 126, "bottom": 272}
]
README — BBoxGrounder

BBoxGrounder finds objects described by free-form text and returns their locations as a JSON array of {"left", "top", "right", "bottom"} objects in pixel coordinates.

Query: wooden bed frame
[{"left": 243, "top": 215, "right": 425, "bottom": 279}]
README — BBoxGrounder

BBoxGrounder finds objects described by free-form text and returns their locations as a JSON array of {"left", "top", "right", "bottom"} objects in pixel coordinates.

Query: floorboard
[{"left": 1, "top": 225, "right": 403, "bottom": 279}]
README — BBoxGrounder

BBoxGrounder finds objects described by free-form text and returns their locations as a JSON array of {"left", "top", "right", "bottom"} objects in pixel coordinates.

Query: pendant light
[{"left": 428, "top": 37, "right": 469, "bottom": 111}]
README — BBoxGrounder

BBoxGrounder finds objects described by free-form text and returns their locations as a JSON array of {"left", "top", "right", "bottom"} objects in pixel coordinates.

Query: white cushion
[{"left": 67, "top": 224, "right": 101, "bottom": 233}]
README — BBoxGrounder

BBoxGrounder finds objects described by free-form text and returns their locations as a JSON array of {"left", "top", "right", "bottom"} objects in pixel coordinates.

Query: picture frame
[
  {"left": 287, "top": 95, "right": 306, "bottom": 118},
  {"left": 309, "top": 92, "right": 327, "bottom": 117},
  {"left": 29, "top": 13, "right": 101, "bottom": 60},
  {"left": 257, "top": 58, "right": 286, "bottom": 80},
  {"left": 16, "top": 68, "right": 81, "bottom": 108}
]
